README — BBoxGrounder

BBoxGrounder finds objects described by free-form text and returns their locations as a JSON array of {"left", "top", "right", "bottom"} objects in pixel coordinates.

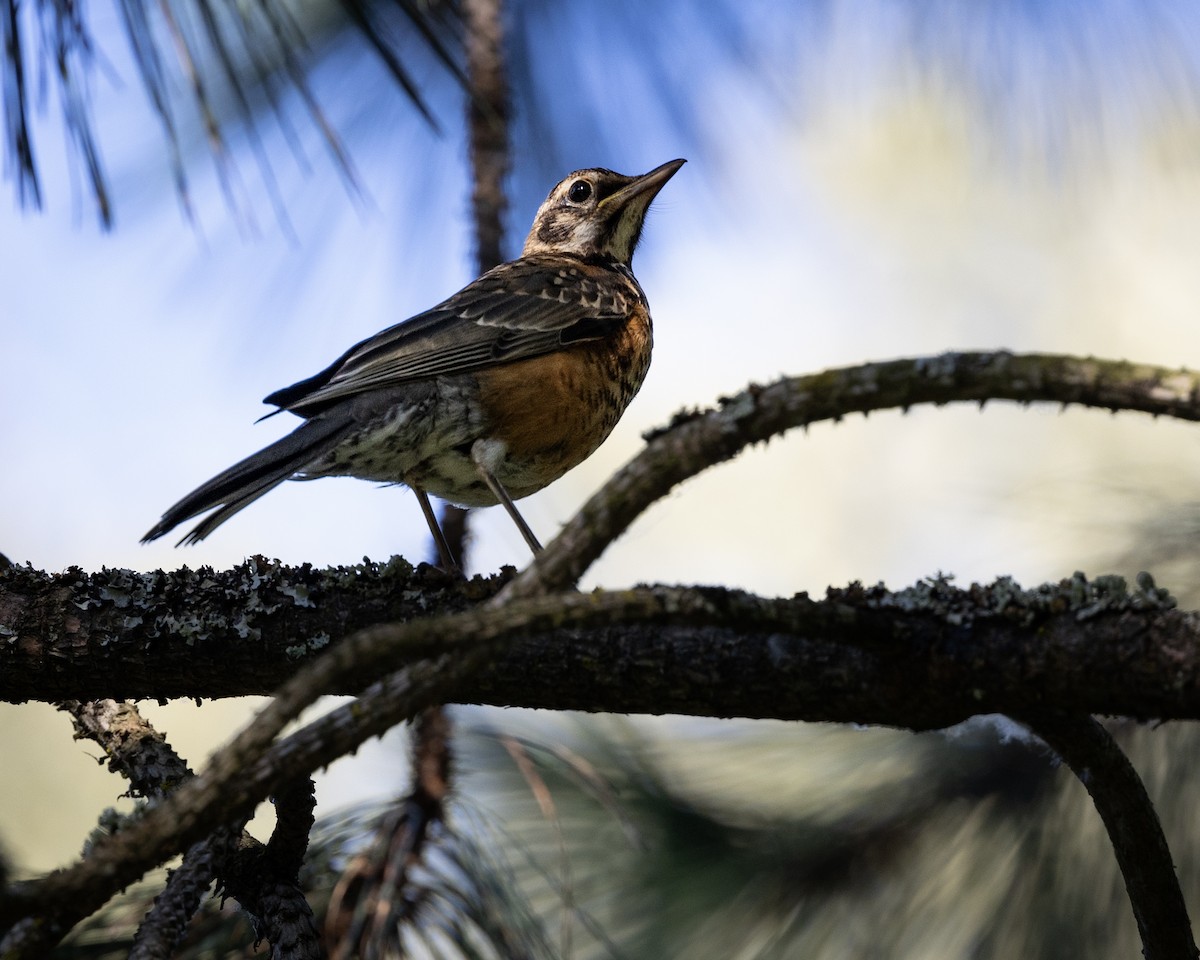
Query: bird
[{"left": 142, "top": 159, "right": 685, "bottom": 570}]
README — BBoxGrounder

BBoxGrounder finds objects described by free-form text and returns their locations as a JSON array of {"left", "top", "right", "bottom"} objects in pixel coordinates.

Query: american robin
[{"left": 143, "top": 159, "right": 685, "bottom": 568}]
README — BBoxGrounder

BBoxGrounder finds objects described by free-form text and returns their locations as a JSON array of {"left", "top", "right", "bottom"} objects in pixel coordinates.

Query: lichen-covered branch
[
  {"left": 61, "top": 698, "right": 194, "bottom": 793},
  {"left": 0, "top": 557, "right": 503, "bottom": 701},
  {"left": 4, "top": 563, "right": 1200, "bottom": 725},
  {"left": 0, "top": 660, "right": 455, "bottom": 952},
  {"left": 504, "top": 351, "right": 1200, "bottom": 598}
]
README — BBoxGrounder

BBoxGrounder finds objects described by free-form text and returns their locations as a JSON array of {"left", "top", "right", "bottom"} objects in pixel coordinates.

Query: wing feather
[{"left": 268, "top": 256, "right": 639, "bottom": 416}]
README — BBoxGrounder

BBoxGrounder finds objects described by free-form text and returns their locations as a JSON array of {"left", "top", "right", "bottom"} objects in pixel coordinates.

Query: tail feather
[{"left": 142, "top": 416, "right": 354, "bottom": 545}]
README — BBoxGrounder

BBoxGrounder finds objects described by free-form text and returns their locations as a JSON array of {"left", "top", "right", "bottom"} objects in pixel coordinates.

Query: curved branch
[
  {"left": 1019, "top": 713, "right": 1198, "bottom": 960},
  {"left": 504, "top": 351, "right": 1200, "bottom": 598}
]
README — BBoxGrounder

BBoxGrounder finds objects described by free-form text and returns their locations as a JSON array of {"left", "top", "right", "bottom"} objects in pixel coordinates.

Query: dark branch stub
[{"left": 1018, "top": 713, "right": 1199, "bottom": 960}]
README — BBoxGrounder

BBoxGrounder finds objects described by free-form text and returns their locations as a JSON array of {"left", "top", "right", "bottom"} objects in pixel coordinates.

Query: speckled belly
[
  {"left": 471, "top": 315, "right": 652, "bottom": 500},
  {"left": 300, "top": 377, "right": 491, "bottom": 503}
]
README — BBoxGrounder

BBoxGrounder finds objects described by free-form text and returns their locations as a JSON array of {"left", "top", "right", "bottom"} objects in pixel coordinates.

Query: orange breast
[{"left": 474, "top": 307, "right": 652, "bottom": 497}]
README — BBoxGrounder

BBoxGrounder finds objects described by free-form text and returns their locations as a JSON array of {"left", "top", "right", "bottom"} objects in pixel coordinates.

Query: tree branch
[
  {"left": 1019, "top": 713, "right": 1199, "bottom": 960},
  {"left": 4, "top": 572, "right": 1195, "bottom": 945},
  {"left": 504, "top": 351, "right": 1200, "bottom": 598},
  {"left": 4, "top": 566, "right": 1198, "bottom": 723},
  {"left": 0, "top": 557, "right": 502, "bottom": 701}
]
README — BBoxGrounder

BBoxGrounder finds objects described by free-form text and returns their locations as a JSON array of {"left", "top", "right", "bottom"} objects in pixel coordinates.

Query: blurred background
[{"left": 4, "top": 0, "right": 1200, "bottom": 955}]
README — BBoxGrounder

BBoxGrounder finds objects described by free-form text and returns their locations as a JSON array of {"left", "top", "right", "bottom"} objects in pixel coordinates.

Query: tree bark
[{"left": 4, "top": 563, "right": 1198, "bottom": 728}]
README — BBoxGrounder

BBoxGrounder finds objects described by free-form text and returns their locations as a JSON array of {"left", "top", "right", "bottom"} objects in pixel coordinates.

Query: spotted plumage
[{"left": 143, "top": 159, "right": 684, "bottom": 567}]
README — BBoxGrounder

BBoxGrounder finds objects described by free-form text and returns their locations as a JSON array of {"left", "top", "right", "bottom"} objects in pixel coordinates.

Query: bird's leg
[
  {"left": 470, "top": 438, "right": 543, "bottom": 555},
  {"left": 478, "top": 468, "right": 544, "bottom": 555},
  {"left": 413, "top": 486, "right": 460, "bottom": 573}
]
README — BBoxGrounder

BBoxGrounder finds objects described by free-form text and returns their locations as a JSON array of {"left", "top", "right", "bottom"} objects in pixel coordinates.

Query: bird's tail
[{"left": 142, "top": 416, "right": 354, "bottom": 546}]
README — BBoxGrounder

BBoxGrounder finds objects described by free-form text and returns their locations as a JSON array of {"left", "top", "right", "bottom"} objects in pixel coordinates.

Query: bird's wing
[{"left": 265, "top": 257, "right": 639, "bottom": 415}]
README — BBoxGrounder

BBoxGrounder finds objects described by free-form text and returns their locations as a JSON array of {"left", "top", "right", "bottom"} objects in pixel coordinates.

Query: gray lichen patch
[
  {"left": 829, "top": 571, "right": 1176, "bottom": 630},
  {"left": 1, "top": 555, "right": 509, "bottom": 651}
]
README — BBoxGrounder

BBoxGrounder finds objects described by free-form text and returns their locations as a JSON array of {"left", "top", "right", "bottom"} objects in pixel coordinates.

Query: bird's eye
[{"left": 567, "top": 180, "right": 592, "bottom": 203}]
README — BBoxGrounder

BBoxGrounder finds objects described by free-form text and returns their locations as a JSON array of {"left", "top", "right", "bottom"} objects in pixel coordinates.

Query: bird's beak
[{"left": 600, "top": 158, "right": 686, "bottom": 211}]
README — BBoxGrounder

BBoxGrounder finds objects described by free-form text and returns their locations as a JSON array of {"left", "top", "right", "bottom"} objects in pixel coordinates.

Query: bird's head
[{"left": 521, "top": 159, "right": 685, "bottom": 265}]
